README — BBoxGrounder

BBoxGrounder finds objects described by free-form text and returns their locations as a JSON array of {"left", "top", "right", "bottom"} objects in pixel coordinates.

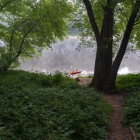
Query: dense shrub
[
  {"left": 116, "top": 74, "right": 140, "bottom": 138},
  {"left": 0, "top": 70, "right": 113, "bottom": 140},
  {"left": 116, "top": 73, "right": 140, "bottom": 93},
  {"left": 122, "top": 92, "right": 140, "bottom": 139},
  {"left": 0, "top": 70, "right": 80, "bottom": 89}
]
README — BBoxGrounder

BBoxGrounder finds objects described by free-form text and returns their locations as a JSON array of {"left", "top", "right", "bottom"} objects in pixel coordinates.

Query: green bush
[
  {"left": 116, "top": 73, "right": 140, "bottom": 93},
  {"left": 122, "top": 92, "right": 140, "bottom": 139},
  {"left": 116, "top": 74, "right": 140, "bottom": 138},
  {"left": 0, "top": 70, "right": 80, "bottom": 89},
  {"left": 0, "top": 70, "right": 113, "bottom": 140},
  {"left": 0, "top": 88, "right": 113, "bottom": 140}
]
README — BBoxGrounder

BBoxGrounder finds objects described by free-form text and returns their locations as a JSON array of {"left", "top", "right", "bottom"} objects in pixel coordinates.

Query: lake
[{"left": 19, "top": 36, "right": 140, "bottom": 76}]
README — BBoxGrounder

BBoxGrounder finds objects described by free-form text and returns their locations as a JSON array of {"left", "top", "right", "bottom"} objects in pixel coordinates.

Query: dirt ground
[{"left": 78, "top": 78, "right": 133, "bottom": 140}]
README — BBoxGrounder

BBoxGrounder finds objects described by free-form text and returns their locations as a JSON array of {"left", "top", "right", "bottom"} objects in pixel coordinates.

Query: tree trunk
[
  {"left": 1, "top": 61, "right": 13, "bottom": 71},
  {"left": 90, "top": 5, "right": 114, "bottom": 91},
  {"left": 103, "top": 0, "right": 140, "bottom": 93},
  {"left": 83, "top": 0, "right": 140, "bottom": 93}
]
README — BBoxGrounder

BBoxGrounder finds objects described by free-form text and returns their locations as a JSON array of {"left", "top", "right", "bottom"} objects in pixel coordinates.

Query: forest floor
[{"left": 78, "top": 78, "right": 133, "bottom": 140}]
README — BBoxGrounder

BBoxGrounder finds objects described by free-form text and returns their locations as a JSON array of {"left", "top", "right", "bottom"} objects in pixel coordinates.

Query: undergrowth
[
  {"left": 116, "top": 73, "right": 140, "bottom": 93},
  {"left": 122, "top": 92, "right": 140, "bottom": 139},
  {"left": 0, "top": 70, "right": 113, "bottom": 140},
  {"left": 116, "top": 73, "right": 140, "bottom": 139}
]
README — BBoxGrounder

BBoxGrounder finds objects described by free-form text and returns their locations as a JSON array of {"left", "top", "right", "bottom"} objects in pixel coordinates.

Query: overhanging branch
[
  {"left": 83, "top": 0, "right": 101, "bottom": 46},
  {"left": 112, "top": 0, "right": 140, "bottom": 72},
  {"left": 0, "top": 0, "right": 16, "bottom": 11},
  {"left": 10, "top": 18, "right": 30, "bottom": 51},
  {"left": 10, "top": 26, "right": 18, "bottom": 51},
  {"left": 15, "top": 18, "right": 41, "bottom": 58}
]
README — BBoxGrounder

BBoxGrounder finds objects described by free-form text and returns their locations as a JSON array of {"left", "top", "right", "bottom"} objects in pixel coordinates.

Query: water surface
[{"left": 19, "top": 37, "right": 140, "bottom": 75}]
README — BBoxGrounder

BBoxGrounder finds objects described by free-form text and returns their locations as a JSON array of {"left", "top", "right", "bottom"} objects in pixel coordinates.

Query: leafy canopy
[
  {"left": 73, "top": 0, "right": 140, "bottom": 51},
  {"left": 0, "top": 0, "right": 73, "bottom": 69}
]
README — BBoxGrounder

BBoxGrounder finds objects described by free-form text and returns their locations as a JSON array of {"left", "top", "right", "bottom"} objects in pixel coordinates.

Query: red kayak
[{"left": 70, "top": 70, "right": 82, "bottom": 75}]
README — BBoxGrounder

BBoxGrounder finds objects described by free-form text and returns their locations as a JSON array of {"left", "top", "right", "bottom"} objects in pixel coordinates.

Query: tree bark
[
  {"left": 89, "top": 4, "right": 114, "bottom": 91},
  {"left": 83, "top": 0, "right": 140, "bottom": 93},
  {"left": 82, "top": 0, "right": 101, "bottom": 46},
  {"left": 103, "top": 0, "right": 140, "bottom": 93}
]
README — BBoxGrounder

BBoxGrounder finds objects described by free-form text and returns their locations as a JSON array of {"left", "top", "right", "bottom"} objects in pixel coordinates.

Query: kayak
[{"left": 70, "top": 70, "right": 82, "bottom": 75}]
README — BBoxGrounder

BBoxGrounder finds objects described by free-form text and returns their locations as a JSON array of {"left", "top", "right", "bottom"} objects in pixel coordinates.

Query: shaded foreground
[
  {"left": 1, "top": 71, "right": 139, "bottom": 139},
  {"left": 79, "top": 78, "right": 132, "bottom": 140},
  {"left": 0, "top": 70, "right": 112, "bottom": 139}
]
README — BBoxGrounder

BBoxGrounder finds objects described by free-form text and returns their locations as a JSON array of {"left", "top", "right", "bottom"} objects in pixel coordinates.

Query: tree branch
[
  {"left": 10, "top": 27, "right": 18, "bottom": 51},
  {"left": 112, "top": 0, "right": 140, "bottom": 73},
  {"left": 10, "top": 18, "right": 29, "bottom": 51},
  {"left": 134, "top": 15, "right": 140, "bottom": 23},
  {"left": 83, "top": 0, "right": 101, "bottom": 46},
  {"left": 134, "top": 21, "right": 140, "bottom": 26},
  {"left": 15, "top": 18, "right": 41, "bottom": 58},
  {"left": 0, "top": 0, "right": 15, "bottom": 11}
]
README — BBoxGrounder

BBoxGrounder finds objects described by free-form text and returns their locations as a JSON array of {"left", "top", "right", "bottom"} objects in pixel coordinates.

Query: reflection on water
[
  {"left": 19, "top": 37, "right": 140, "bottom": 75},
  {"left": 118, "top": 67, "right": 130, "bottom": 75}
]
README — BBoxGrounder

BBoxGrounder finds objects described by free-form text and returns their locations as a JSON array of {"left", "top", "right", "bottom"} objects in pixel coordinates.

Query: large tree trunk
[
  {"left": 83, "top": 0, "right": 140, "bottom": 93},
  {"left": 103, "top": 0, "right": 140, "bottom": 93},
  {"left": 90, "top": 4, "right": 114, "bottom": 91}
]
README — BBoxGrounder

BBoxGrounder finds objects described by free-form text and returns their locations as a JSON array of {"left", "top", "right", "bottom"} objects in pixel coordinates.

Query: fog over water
[{"left": 19, "top": 36, "right": 140, "bottom": 75}]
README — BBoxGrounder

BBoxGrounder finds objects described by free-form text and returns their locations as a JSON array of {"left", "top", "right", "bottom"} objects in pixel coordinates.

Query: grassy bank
[
  {"left": 116, "top": 73, "right": 140, "bottom": 139},
  {"left": 122, "top": 92, "right": 140, "bottom": 139},
  {"left": 0, "top": 70, "right": 113, "bottom": 140},
  {"left": 116, "top": 73, "right": 140, "bottom": 93}
]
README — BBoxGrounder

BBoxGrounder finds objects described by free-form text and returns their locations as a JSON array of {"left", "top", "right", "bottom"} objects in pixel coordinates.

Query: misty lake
[{"left": 19, "top": 36, "right": 140, "bottom": 76}]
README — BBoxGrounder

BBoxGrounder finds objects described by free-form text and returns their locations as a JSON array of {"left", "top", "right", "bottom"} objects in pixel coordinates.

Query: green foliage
[
  {"left": 117, "top": 73, "right": 140, "bottom": 138},
  {"left": 122, "top": 92, "right": 140, "bottom": 139},
  {"left": 0, "top": 50, "right": 19, "bottom": 70},
  {"left": 0, "top": 70, "right": 79, "bottom": 89},
  {"left": 0, "top": 0, "right": 73, "bottom": 70},
  {"left": 0, "top": 70, "right": 113, "bottom": 140},
  {"left": 116, "top": 73, "right": 140, "bottom": 93},
  {"left": 72, "top": 0, "right": 140, "bottom": 51}
]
